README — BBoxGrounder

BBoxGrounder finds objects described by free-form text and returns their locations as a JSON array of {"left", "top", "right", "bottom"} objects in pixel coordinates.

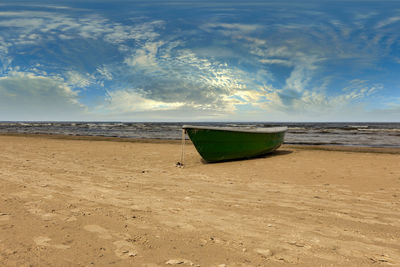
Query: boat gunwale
[{"left": 182, "top": 125, "right": 288, "bottom": 134}]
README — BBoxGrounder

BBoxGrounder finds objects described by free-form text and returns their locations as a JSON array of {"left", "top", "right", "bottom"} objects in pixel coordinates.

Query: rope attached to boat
[{"left": 176, "top": 129, "right": 186, "bottom": 168}]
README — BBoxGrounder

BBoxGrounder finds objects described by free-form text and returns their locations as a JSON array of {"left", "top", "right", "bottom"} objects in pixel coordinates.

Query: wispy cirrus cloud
[
  {"left": 375, "top": 16, "right": 400, "bottom": 28},
  {"left": 202, "top": 23, "right": 261, "bottom": 36},
  {"left": 0, "top": 10, "right": 164, "bottom": 48}
]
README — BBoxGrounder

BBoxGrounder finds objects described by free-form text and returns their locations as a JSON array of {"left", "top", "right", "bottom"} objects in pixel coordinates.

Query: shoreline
[{"left": 1, "top": 132, "right": 400, "bottom": 154}]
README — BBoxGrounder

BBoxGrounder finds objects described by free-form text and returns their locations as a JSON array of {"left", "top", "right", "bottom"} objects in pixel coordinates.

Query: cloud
[
  {"left": 283, "top": 57, "right": 319, "bottom": 93},
  {"left": 96, "top": 66, "right": 113, "bottom": 81},
  {"left": 0, "top": 71, "right": 86, "bottom": 120},
  {"left": 207, "top": 23, "right": 260, "bottom": 32},
  {"left": 202, "top": 23, "right": 262, "bottom": 36},
  {"left": 0, "top": 36, "right": 10, "bottom": 68},
  {"left": 260, "top": 80, "right": 383, "bottom": 120},
  {"left": 101, "top": 89, "right": 184, "bottom": 113},
  {"left": 0, "top": 4, "right": 80, "bottom": 11},
  {"left": 104, "top": 20, "right": 164, "bottom": 45},
  {"left": 259, "top": 59, "right": 292, "bottom": 66},
  {"left": 124, "top": 41, "right": 164, "bottom": 68},
  {"left": 0, "top": 10, "right": 164, "bottom": 51},
  {"left": 376, "top": 16, "right": 400, "bottom": 28},
  {"left": 121, "top": 45, "right": 250, "bottom": 113},
  {"left": 65, "top": 71, "right": 93, "bottom": 88}
]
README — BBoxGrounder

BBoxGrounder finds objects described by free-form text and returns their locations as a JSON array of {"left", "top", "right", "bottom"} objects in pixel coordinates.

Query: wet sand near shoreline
[{"left": 0, "top": 135, "right": 400, "bottom": 266}]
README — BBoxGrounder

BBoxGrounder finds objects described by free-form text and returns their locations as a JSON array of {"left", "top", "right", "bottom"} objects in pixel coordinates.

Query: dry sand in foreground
[{"left": 0, "top": 135, "right": 400, "bottom": 266}]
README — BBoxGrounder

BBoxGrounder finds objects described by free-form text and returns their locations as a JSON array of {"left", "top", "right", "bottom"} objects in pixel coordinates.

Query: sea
[{"left": 0, "top": 122, "right": 399, "bottom": 148}]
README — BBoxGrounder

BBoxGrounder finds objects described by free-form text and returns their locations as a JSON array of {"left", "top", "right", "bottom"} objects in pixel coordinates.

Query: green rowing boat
[{"left": 182, "top": 125, "right": 287, "bottom": 163}]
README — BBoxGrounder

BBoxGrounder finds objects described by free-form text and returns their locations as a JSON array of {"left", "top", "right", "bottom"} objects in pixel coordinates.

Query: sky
[{"left": 0, "top": 0, "right": 399, "bottom": 122}]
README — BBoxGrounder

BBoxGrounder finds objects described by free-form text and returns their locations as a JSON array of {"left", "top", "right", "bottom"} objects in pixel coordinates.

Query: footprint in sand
[
  {"left": 84, "top": 225, "right": 137, "bottom": 258},
  {"left": 34, "top": 236, "right": 51, "bottom": 246},
  {"left": 84, "top": 225, "right": 113, "bottom": 239},
  {"left": 0, "top": 213, "right": 10, "bottom": 221},
  {"left": 65, "top": 216, "right": 77, "bottom": 222},
  {"left": 113, "top": 240, "right": 137, "bottom": 259},
  {"left": 34, "top": 236, "right": 70, "bottom": 249}
]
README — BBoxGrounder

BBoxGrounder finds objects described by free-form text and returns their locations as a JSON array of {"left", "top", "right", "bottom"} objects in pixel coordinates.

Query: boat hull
[{"left": 184, "top": 127, "right": 286, "bottom": 162}]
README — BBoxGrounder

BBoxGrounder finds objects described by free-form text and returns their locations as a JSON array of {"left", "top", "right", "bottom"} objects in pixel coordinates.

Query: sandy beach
[{"left": 0, "top": 135, "right": 400, "bottom": 266}]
